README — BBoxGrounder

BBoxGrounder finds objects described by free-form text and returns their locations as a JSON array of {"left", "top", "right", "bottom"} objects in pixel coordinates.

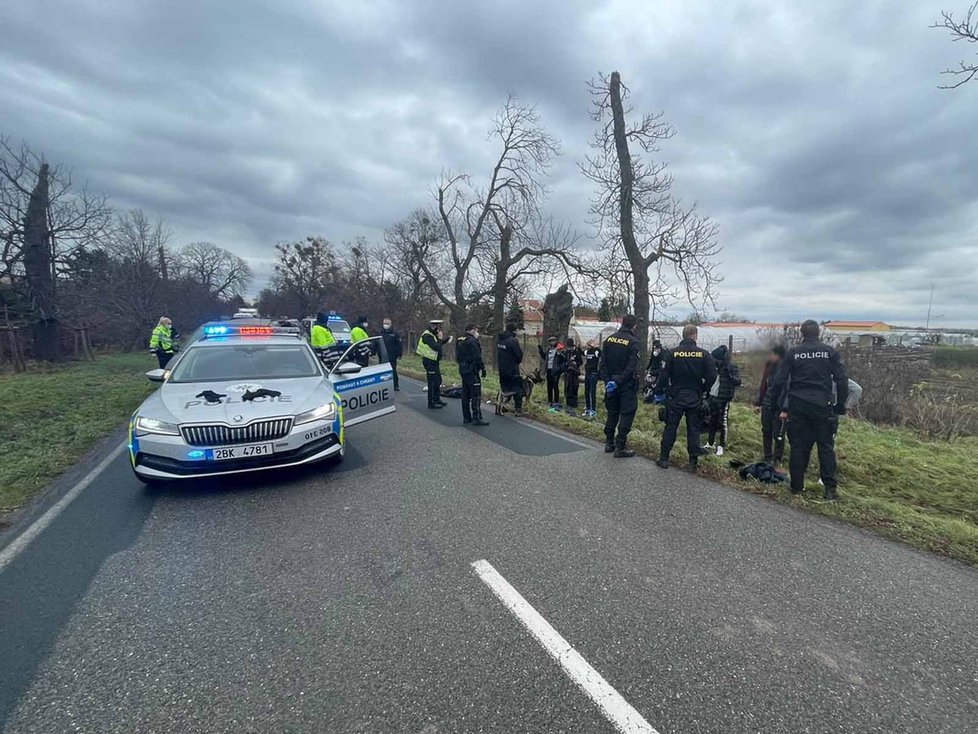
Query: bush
[
  {"left": 901, "top": 390, "right": 978, "bottom": 441},
  {"left": 932, "top": 346, "right": 978, "bottom": 369}
]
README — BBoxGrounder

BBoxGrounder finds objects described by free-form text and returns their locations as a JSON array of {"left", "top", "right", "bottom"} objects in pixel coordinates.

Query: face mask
[
  {"left": 473, "top": 332, "right": 480, "bottom": 339},
  {"left": 383, "top": 324, "right": 392, "bottom": 330}
]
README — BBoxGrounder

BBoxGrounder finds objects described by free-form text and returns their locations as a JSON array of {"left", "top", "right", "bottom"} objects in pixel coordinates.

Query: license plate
[{"left": 210, "top": 443, "right": 274, "bottom": 460}]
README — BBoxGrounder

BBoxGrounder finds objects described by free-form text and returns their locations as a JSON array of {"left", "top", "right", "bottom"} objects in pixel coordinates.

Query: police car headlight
[
  {"left": 135, "top": 416, "right": 180, "bottom": 436},
  {"left": 295, "top": 403, "right": 337, "bottom": 425}
]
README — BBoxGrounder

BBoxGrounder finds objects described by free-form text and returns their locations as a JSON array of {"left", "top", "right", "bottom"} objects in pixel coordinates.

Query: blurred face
[
  {"left": 162, "top": 318, "right": 172, "bottom": 327},
  {"left": 383, "top": 320, "right": 392, "bottom": 330}
]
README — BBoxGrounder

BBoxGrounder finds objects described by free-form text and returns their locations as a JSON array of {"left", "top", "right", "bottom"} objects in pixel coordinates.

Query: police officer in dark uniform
[
  {"left": 456, "top": 324, "right": 489, "bottom": 426},
  {"left": 769, "top": 319, "right": 848, "bottom": 500},
  {"left": 655, "top": 324, "right": 717, "bottom": 471},
  {"left": 598, "top": 314, "right": 642, "bottom": 458}
]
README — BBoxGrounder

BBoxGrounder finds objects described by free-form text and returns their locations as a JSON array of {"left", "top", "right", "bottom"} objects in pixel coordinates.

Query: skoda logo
[
  {"left": 226, "top": 383, "right": 262, "bottom": 394},
  {"left": 232, "top": 415, "right": 244, "bottom": 423}
]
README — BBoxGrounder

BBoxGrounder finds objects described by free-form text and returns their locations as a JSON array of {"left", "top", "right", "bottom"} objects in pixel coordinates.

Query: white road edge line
[
  {"left": 0, "top": 441, "right": 127, "bottom": 573},
  {"left": 471, "top": 559, "right": 659, "bottom": 734},
  {"left": 511, "top": 418, "right": 595, "bottom": 450}
]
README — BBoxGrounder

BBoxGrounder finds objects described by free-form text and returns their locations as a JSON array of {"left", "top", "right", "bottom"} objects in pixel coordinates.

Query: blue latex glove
[{"left": 605, "top": 380, "right": 617, "bottom": 394}]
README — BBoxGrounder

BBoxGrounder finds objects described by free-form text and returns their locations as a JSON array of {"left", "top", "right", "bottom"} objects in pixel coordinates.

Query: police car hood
[{"left": 154, "top": 377, "right": 328, "bottom": 424}]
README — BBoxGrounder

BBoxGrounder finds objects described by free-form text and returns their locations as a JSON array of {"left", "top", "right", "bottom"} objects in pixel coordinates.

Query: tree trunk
[
  {"left": 490, "top": 224, "right": 514, "bottom": 366},
  {"left": 632, "top": 269, "right": 650, "bottom": 365},
  {"left": 23, "top": 163, "right": 62, "bottom": 362},
  {"left": 610, "top": 71, "right": 649, "bottom": 363},
  {"left": 542, "top": 284, "right": 573, "bottom": 344}
]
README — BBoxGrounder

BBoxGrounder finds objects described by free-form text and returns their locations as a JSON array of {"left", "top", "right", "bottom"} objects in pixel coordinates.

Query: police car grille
[{"left": 181, "top": 418, "right": 293, "bottom": 446}]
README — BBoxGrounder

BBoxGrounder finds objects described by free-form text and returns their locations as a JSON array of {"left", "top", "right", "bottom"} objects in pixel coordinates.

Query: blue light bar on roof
[{"left": 204, "top": 325, "right": 229, "bottom": 335}]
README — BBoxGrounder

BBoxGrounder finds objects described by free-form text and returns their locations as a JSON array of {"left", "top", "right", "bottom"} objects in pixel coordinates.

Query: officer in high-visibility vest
[
  {"left": 310, "top": 311, "right": 338, "bottom": 358},
  {"left": 350, "top": 316, "right": 372, "bottom": 367},
  {"left": 417, "top": 319, "right": 452, "bottom": 409},
  {"left": 149, "top": 316, "right": 176, "bottom": 369}
]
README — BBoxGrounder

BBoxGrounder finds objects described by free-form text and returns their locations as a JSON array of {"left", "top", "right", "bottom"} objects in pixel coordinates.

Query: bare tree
[
  {"left": 580, "top": 71, "right": 720, "bottom": 359},
  {"left": 384, "top": 209, "right": 443, "bottom": 322},
  {"left": 178, "top": 241, "right": 253, "bottom": 298},
  {"left": 420, "top": 96, "right": 566, "bottom": 329},
  {"left": 488, "top": 214, "right": 585, "bottom": 334},
  {"left": 103, "top": 209, "right": 172, "bottom": 347},
  {"left": 933, "top": 2, "right": 978, "bottom": 88},
  {"left": 270, "top": 236, "right": 338, "bottom": 318},
  {"left": 0, "top": 134, "right": 111, "bottom": 283}
]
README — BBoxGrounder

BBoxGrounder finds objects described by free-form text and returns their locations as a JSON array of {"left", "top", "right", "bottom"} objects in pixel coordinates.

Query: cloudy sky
[{"left": 3, "top": 0, "right": 976, "bottom": 326}]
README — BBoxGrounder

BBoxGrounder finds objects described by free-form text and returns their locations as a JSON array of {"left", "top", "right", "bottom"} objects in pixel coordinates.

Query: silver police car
[{"left": 128, "top": 324, "right": 395, "bottom": 483}]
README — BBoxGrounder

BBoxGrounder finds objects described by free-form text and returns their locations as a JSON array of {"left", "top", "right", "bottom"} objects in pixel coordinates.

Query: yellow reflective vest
[
  {"left": 351, "top": 326, "right": 369, "bottom": 343},
  {"left": 150, "top": 324, "right": 174, "bottom": 352},
  {"left": 416, "top": 329, "right": 439, "bottom": 361},
  {"left": 310, "top": 323, "right": 336, "bottom": 349}
]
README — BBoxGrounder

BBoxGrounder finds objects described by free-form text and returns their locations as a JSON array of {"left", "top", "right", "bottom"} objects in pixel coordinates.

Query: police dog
[{"left": 494, "top": 368, "right": 542, "bottom": 415}]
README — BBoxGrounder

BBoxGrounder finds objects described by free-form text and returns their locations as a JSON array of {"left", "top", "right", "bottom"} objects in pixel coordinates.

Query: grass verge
[
  {"left": 399, "top": 355, "right": 978, "bottom": 566},
  {"left": 0, "top": 353, "right": 156, "bottom": 518}
]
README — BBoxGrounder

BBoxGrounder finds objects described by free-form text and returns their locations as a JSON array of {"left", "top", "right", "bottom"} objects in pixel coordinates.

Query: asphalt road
[{"left": 1, "top": 378, "right": 976, "bottom": 733}]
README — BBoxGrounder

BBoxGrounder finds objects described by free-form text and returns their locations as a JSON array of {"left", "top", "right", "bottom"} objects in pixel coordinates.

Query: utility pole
[{"left": 925, "top": 284, "right": 935, "bottom": 329}]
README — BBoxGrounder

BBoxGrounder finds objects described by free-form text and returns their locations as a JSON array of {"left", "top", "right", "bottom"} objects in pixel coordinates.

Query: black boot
[
  {"left": 614, "top": 447, "right": 635, "bottom": 458},
  {"left": 656, "top": 458, "right": 669, "bottom": 469},
  {"left": 604, "top": 442, "right": 615, "bottom": 453},
  {"left": 473, "top": 408, "right": 489, "bottom": 426}
]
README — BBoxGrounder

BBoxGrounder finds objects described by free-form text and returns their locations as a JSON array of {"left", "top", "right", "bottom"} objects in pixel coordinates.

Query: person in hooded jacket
[
  {"left": 538, "top": 336, "right": 567, "bottom": 409},
  {"left": 380, "top": 317, "right": 402, "bottom": 391},
  {"left": 562, "top": 338, "right": 584, "bottom": 414},
  {"left": 582, "top": 340, "right": 601, "bottom": 417},
  {"left": 755, "top": 344, "right": 787, "bottom": 464},
  {"left": 704, "top": 344, "right": 742, "bottom": 456},
  {"left": 496, "top": 322, "right": 526, "bottom": 415}
]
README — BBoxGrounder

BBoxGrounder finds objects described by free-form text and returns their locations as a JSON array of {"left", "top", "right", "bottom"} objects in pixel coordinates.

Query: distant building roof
[
  {"left": 824, "top": 320, "right": 890, "bottom": 331},
  {"left": 701, "top": 322, "right": 787, "bottom": 329},
  {"left": 519, "top": 298, "right": 544, "bottom": 311},
  {"left": 523, "top": 310, "right": 543, "bottom": 322}
]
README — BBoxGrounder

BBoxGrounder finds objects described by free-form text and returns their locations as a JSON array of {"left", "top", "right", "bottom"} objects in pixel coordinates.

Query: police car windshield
[
  {"left": 330, "top": 320, "right": 351, "bottom": 337},
  {"left": 168, "top": 344, "right": 321, "bottom": 383}
]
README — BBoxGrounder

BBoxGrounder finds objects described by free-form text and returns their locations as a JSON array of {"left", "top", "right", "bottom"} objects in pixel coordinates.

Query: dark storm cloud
[{"left": 1, "top": 0, "right": 976, "bottom": 325}]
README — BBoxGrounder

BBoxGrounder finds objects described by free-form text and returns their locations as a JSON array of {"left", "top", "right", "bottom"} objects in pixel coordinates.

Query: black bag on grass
[{"left": 737, "top": 461, "right": 786, "bottom": 484}]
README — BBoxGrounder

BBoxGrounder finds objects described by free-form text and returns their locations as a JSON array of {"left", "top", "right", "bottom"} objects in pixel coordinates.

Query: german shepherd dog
[{"left": 494, "top": 368, "right": 544, "bottom": 415}]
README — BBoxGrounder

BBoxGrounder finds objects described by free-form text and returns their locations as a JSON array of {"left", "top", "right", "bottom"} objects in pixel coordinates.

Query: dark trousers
[
  {"left": 761, "top": 405, "right": 785, "bottom": 463},
  {"left": 707, "top": 398, "right": 731, "bottom": 447},
  {"left": 564, "top": 371, "right": 580, "bottom": 409},
  {"left": 461, "top": 372, "right": 482, "bottom": 422},
  {"left": 546, "top": 371, "right": 561, "bottom": 404},
  {"left": 389, "top": 359, "right": 399, "bottom": 390},
  {"left": 584, "top": 373, "right": 599, "bottom": 412},
  {"left": 423, "top": 358, "right": 442, "bottom": 406},
  {"left": 660, "top": 403, "right": 702, "bottom": 461},
  {"left": 786, "top": 398, "right": 838, "bottom": 492},
  {"left": 156, "top": 350, "right": 173, "bottom": 369},
  {"left": 604, "top": 388, "right": 637, "bottom": 448}
]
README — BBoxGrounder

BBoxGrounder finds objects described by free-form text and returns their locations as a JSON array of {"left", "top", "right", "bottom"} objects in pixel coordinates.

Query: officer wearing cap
[
  {"left": 416, "top": 319, "right": 452, "bottom": 409},
  {"left": 770, "top": 319, "right": 848, "bottom": 500},
  {"left": 598, "top": 314, "right": 642, "bottom": 457},
  {"left": 655, "top": 324, "right": 717, "bottom": 472}
]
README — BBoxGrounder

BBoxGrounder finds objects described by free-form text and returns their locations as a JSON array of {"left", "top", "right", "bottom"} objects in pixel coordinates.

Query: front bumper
[{"left": 130, "top": 418, "right": 343, "bottom": 480}]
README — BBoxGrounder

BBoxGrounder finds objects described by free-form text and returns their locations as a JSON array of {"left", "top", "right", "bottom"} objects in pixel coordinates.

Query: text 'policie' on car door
[{"left": 329, "top": 336, "right": 396, "bottom": 427}]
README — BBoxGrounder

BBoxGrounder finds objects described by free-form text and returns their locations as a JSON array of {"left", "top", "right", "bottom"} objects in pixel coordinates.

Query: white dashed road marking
[{"left": 471, "top": 559, "right": 659, "bottom": 734}]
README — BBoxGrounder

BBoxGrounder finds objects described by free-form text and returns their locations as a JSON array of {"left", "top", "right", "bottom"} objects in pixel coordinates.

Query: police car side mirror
[
  {"left": 145, "top": 369, "right": 167, "bottom": 383},
  {"left": 334, "top": 361, "right": 362, "bottom": 375}
]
